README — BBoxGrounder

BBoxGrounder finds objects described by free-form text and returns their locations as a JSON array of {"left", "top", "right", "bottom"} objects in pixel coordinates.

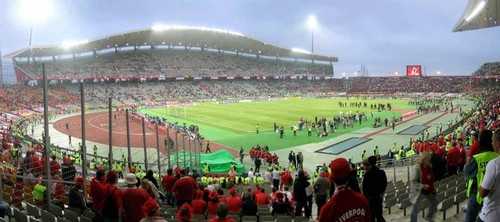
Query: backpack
[{"left": 431, "top": 153, "right": 447, "bottom": 181}]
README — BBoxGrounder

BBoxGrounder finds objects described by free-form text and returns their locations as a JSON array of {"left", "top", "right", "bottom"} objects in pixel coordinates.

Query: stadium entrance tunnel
[{"left": 316, "top": 137, "right": 371, "bottom": 155}]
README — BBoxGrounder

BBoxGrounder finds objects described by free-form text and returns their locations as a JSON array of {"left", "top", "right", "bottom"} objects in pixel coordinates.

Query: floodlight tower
[
  {"left": 18, "top": 0, "right": 54, "bottom": 63},
  {"left": 307, "top": 15, "right": 318, "bottom": 63}
]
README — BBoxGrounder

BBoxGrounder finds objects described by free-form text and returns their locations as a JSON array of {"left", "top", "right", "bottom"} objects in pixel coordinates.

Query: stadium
[{"left": 0, "top": 1, "right": 499, "bottom": 222}]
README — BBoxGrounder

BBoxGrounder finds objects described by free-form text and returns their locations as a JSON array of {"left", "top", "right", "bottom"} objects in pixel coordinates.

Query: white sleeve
[{"left": 481, "top": 160, "right": 497, "bottom": 190}]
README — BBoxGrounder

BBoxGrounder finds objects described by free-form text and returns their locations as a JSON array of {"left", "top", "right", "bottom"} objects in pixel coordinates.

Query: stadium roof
[
  {"left": 453, "top": 0, "right": 500, "bottom": 32},
  {"left": 11, "top": 26, "right": 337, "bottom": 62}
]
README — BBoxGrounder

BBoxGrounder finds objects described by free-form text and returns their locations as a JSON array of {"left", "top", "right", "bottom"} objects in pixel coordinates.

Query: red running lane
[{"left": 53, "top": 111, "right": 237, "bottom": 156}]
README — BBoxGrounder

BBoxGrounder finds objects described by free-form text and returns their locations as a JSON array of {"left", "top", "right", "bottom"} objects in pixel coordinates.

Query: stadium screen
[{"left": 406, "top": 65, "right": 422, "bottom": 77}]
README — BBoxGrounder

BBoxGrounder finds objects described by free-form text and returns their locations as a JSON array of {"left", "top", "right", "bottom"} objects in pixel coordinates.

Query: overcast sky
[{"left": 1, "top": 0, "right": 499, "bottom": 76}]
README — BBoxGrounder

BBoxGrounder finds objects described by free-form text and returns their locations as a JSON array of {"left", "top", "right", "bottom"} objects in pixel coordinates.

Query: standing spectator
[
  {"left": 362, "top": 156, "right": 388, "bottom": 222},
  {"left": 176, "top": 203, "right": 193, "bottom": 222},
  {"left": 102, "top": 171, "right": 122, "bottom": 222},
  {"left": 161, "top": 169, "right": 177, "bottom": 205},
  {"left": 122, "top": 173, "right": 151, "bottom": 222},
  {"left": 90, "top": 169, "right": 108, "bottom": 217},
  {"left": 172, "top": 173, "right": 197, "bottom": 207},
  {"left": 68, "top": 176, "right": 87, "bottom": 213},
  {"left": 319, "top": 158, "right": 370, "bottom": 222},
  {"left": 61, "top": 158, "right": 76, "bottom": 182},
  {"left": 465, "top": 130, "right": 498, "bottom": 222},
  {"left": 225, "top": 188, "right": 241, "bottom": 213},
  {"left": 143, "top": 170, "right": 159, "bottom": 189},
  {"left": 140, "top": 198, "right": 167, "bottom": 222},
  {"left": 293, "top": 169, "right": 310, "bottom": 216},
  {"left": 49, "top": 155, "right": 60, "bottom": 176},
  {"left": 478, "top": 129, "right": 500, "bottom": 222},
  {"left": 209, "top": 204, "right": 235, "bottom": 222},
  {"left": 411, "top": 152, "right": 437, "bottom": 222},
  {"left": 296, "top": 152, "right": 304, "bottom": 169},
  {"left": 241, "top": 192, "right": 257, "bottom": 216},
  {"left": 314, "top": 171, "right": 330, "bottom": 217},
  {"left": 447, "top": 143, "right": 462, "bottom": 175}
]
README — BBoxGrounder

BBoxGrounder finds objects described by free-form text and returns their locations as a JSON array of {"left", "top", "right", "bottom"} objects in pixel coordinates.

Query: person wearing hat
[
  {"left": 101, "top": 171, "right": 122, "bottom": 221},
  {"left": 139, "top": 197, "right": 166, "bottom": 222},
  {"left": 68, "top": 176, "right": 87, "bottom": 213},
  {"left": 121, "top": 173, "right": 151, "bottom": 222},
  {"left": 172, "top": 174, "right": 197, "bottom": 208},
  {"left": 362, "top": 156, "right": 387, "bottom": 222},
  {"left": 319, "top": 158, "right": 370, "bottom": 222}
]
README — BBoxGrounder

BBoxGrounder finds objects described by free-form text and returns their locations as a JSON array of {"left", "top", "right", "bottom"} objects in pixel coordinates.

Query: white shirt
[{"left": 479, "top": 157, "right": 500, "bottom": 222}]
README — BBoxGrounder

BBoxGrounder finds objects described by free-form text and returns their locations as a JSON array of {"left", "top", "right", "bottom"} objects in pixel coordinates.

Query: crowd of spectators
[
  {"left": 473, "top": 62, "right": 500, "bottom": 76},
  {"left": 17, "top": 50, "right": 333, "bottom": 80}
]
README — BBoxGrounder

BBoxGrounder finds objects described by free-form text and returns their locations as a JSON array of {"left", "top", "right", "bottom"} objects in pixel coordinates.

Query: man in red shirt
[
  {"left": 90, "top": 169, "right": 107, "bottom": 215},
  {"left": 191, "top": 191, "right": 207, "bottom": 215},
  {"left": 254, "top": 188, "right": 270, "bottom": 206},
  {"left": 49, "top": 155, "right": 60, "bottom": 176},
  {"left": 161, "top": 169, "right": 177, "bottom": 205},
  {"left": 121, "top": 173, "right": 150, "bottom": 222},
  {"left": 172, "top": 174, "right": 197, "bottom": 207},
  {"left": 447, "top": 143, "right": 462, "bottom": 175},
  {"left": 225, "top": 188, "right": 242, "bottom": 213},
  {"left": 411, "top": 152, "right": 437, "bottom": 222},
  {"left": 319, "top": 158, "right": 370, "bottom": 222}
]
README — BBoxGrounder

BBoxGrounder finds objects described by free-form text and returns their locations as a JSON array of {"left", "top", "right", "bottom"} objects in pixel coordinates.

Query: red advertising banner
[{"left": 406, "top": 65, "right": 422, "bottom": 77}]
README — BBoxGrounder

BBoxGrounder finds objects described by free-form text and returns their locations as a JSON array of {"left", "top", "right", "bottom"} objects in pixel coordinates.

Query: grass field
[{"left": 139, "top": 97, "right": 415, "bottom": 150}]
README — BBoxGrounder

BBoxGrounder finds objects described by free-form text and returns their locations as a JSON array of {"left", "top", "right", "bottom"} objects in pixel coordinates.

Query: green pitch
[{"left": 139, "top": 97, "right": 414, "bottom": 151}]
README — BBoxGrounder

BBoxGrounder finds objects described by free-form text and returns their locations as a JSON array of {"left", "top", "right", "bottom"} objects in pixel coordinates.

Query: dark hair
[
  {"left": 367, "top": 156, "right": 377, "bottom": 166},
  {"left": 216, "top": 204, "right": 229, "bottom": 219},
  {"left": 146, "top": 170, "right": 154, "bottom": 177},
  {"left": 479, "top": 130, "right": 494, "bottom": 152}
]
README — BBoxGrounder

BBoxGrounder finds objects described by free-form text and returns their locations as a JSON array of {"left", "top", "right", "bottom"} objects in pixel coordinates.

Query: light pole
[{"left": 307, "top": 15, "right": 318, "bottom": 63}]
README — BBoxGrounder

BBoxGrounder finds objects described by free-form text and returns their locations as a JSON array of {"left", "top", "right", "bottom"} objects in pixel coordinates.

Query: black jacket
[{"left": 362, "top": 166, "right": 387, "bottom": 198}]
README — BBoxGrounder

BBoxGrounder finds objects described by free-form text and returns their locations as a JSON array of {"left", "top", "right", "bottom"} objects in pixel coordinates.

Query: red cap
[
  {"left": 329, "top": 158, "right": 352, "bottom": 181},
  {"left": 75, "top": 176, "right": 84, "bottom": 186},
  {"left": 142, "top": 197, "right": 159, "bottom": 216}
]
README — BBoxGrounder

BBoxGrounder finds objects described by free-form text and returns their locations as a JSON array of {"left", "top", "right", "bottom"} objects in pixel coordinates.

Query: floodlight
[
  {"left": 18, "top": 0, "right": 55, "bottom": 25},
  {"left": 61, "top": 40, "right": 89, "bottom": 50},
  {"left": 291, "top": 48, "right": 311, "bottom": 54},
  {"left": 307, "top": 15, "right": 318, "bottom": 31},
  {"left": 466, "top": 0, "right": 487, "bottom": 22}
]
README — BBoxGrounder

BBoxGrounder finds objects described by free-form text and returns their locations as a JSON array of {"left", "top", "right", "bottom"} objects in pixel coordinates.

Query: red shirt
[
  {"left": 121, "top": 188, "right": 150, "bottom": 222},
  {"left": 207, "top": 201, "right": 219, "bottom": 216},
  {"left": 225, "top": 195, "right": 242, "bottom": 213},
  {"left": 420, "top": 165, "right": 435, "bottom": 193},
  {"left": 255, "top": 192, "right": 270, "bottom": 205},
  {"left": 191, "top": 199, "right": 207, "bottom": 215},
  {"left": 50, "top": 160, "right": 60, "bottom": 174},
  {"left": 468, "top": 139, "right": 479, "bottom": 158},
  {"left": 319, "top": 187, "right": 370, "bottom": 222},
  {"left": 172, "top": 176, "right": 197, "bottom": 201},
  {"left": 162, "top": 175, "right": 177, "bottom": 192},
  {"left": 447, "top": 147, "right": 461, "bottom": 166},
  {"left": 90, "top": 178, "right": 107, "bottom": 213}
]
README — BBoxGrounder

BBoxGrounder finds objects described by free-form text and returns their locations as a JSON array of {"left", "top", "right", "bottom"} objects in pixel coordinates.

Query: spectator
[
  {"left": 68, "top": 176, "right": 87, "bottom": 213},
  {"left": 122, "top": 173, "right": 151, "bottom": 222},
  {"left": 172, "top": 173, "right": 197, "bottom": 207},
  {"left": 209, "top": 204, "right": 235, "bottom": 222},
  {"left": 176, "top": 203, "right": 193, "bottom": 222},
  {"left": 240, "top": 192, "right": 257, "bottom": 216},
  {"left": 191, "top": 191, "right": 207, "bottom": 215},
  {"left": 101, "top": 171, "right": 122, "bottom": 222},
  {"left": 142, "top": 179, "right": 160, "bottom": 200},
  {"left": 161, "top": 169, "right": 177, "bottom": 205},
  {"left": 319, "top": 158, "right": 370, "bottom": 222},
  {"left": 465, "top": 130, "right": 498, "bottom": 222},
  {"left": 478, "top": 130, "right": 500, "bottom": 222},
  {"left": 411, "top": 152, "right": 437, "bottom": 222},
  {"left": 90, "top": 168, "right": 108, "bottom": 217},
  {"left": 293, "top": 169, "right": 310, "bottom": 216},
  {"left": 140, "top": 197, "right": 167, "bottom": 222},
  {"left": 271, "top": 192, "right": 292, "bottom": 216},
  {"left": 362, "top": 156, "right": 387, "bottom": 222},
  {"left": 255, "top": 187, "right": 270, "bottom": 206},
  {"left": 314, "top": 170, "right": 330, "bottom": 217},
  {"left": 225, "top": 188, "right": 242, "bottom": 213},
  {"left": 143, "top": 170, "right": 159, "bottom": 189}
]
